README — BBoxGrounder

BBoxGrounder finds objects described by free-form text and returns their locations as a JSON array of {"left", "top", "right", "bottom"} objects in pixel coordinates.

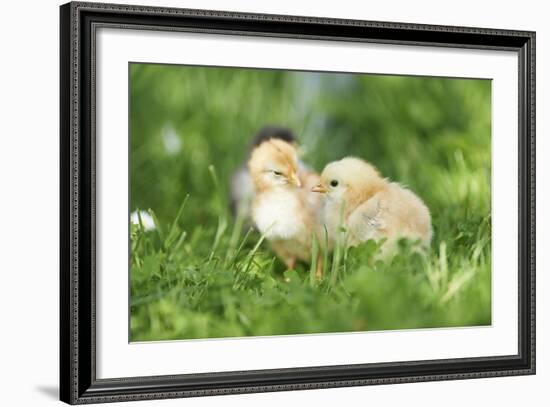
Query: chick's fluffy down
[
  {"left": 252, "top": 188, "right": 315, "bottom": 263},
  {"left": 317, "top": 157, "right": 432, "bottom": 254},
  {"left": 248, "top": 139, "right": 321, "bottom": 267},
  {"left": 347, "top": 182, "right": 432, "bottom": 248}
]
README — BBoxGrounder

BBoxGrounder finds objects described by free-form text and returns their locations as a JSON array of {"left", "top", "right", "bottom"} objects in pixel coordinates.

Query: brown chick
[
  {"left": 312, "top": 157, "right": 432, "bottom": 255},
  {"left": 248, "top": 139, "right": 322, "bottom": 274}
]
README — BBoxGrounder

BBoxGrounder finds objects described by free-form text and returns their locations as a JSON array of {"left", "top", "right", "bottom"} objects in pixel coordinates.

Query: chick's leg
[
  {"left": 271, "top": 242, "right": 297, "bottom": 271},
  {"left": 285, "top": 257, "right": 297, "bottom": 270},
  {"left": 315, "top": 253, "right": 324, "bottom": 281}
]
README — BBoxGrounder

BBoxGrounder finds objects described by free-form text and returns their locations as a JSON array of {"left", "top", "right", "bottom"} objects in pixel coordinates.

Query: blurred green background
[{"left": 130, "top": 63, "right": 491, "bottom": 341}]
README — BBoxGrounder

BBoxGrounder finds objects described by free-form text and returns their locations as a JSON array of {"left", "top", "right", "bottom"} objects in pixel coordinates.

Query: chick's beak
[
  {"left": 312, "top": 184, "right": 328, "bottom": 193},
  {"left": 290, "top": 173, "right": 302, "bottom": 188}
]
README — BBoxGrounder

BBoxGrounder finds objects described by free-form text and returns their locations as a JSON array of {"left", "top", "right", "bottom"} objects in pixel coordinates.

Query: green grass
[{"left": 129, "top": 64, "right": 492, "bottom": 341}]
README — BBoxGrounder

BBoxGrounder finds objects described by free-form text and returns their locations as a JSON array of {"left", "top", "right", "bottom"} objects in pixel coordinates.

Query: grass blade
[
  {"left": 208, "top": 216, "right": 228, "bottom": 263},
  {"left": 244, "top": 225, "right": 272, "bottom": 274},
  {"left": 309, "top": 233, "right": 319, "bottom": 286},
  {"left": 165, "top": 194, "right": 189, "bottom": 248},
  {"left": 147, "top": 208, "right": 164, "bottom": 243},
  {"left": 225, "top": 204, "right": 247, "bottom": 264}
]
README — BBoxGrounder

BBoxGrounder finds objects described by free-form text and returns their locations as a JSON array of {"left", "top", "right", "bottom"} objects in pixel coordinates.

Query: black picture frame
[{"left": 60, "top": 1, "right": 536, "bottom": 404}]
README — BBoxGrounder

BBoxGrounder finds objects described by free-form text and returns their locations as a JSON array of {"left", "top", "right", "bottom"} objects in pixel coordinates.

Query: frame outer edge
[
  {"left": 71, "top": 0, "right": 534, "bottom": 38},
  {"left": 61, "top": 1, "right": 537, "bottom": 404},
  {"left": 529, "top": 31, "right": 536, "bottom": 375},
  {"left": 59, "top": 2, "right": 72, "bottom": 404},
  {"left": 60, "top": 1, "right": 82, "bottom": 405}
]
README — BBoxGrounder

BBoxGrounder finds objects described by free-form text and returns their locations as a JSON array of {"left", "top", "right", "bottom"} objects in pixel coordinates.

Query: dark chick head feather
[{"left": 249, "top": 126, "right": 296, "bottom": 152}]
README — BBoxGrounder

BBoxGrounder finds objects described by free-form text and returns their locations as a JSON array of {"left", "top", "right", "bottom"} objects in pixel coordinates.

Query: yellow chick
[
  {"left": 248, "top": 139, "right": 322, "bottom": 272},
  {"left": 312, "top": 157, "right": 432, "bottom": 255},
  {"left": 230, "top": 126, "right": 319, "bottom": 221}
]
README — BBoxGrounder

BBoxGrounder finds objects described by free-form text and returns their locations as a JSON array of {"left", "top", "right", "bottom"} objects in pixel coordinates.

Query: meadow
[{"left": 129, "top": 63, "right": 492, "bottom": 341}]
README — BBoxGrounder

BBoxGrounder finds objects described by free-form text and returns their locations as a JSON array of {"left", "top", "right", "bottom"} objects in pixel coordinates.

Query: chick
[
  {"left": 230, "top": 126, "right": 297, "bottom": 219},
  {"left": 230, "top": 126, "right": 320, "bottom": 223},
  {"left": 248, "top": 139, "right": 322, "bottom": 272},
  {"left": 312, "top": 157, "right": 432, "bottom": 255}
]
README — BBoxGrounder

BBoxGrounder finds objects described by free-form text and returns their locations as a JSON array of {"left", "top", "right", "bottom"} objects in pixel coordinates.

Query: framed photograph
[{"left": 60, "top": 1, "right": 536, "bottom": 404}]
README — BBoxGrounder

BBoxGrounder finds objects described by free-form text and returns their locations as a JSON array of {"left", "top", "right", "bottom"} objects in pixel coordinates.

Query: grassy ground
[{"left": 129, "top": 64, "right": 492, "bottom": 341}]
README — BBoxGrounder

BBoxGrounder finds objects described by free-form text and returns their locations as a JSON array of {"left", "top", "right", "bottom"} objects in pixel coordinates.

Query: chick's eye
[
  {"left": 330, "top": 180, "right": 339, "bottom": 187},
  {"left": 273, "top": 171, "right": 283, "bottom": 176}
]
